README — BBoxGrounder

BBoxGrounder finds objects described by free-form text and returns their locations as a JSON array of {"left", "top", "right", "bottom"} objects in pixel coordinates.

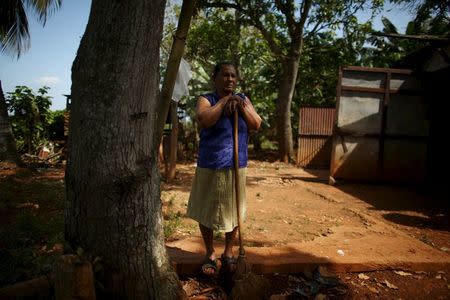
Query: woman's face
[{"left": 214, "top": 65, "right": 237, "bottom": 95}]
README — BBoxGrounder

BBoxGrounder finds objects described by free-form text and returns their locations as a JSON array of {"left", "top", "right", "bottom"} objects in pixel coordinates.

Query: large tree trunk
[
  {"left": 276, "top": 55, "right": 300, "bottom": 163},
  {"left": 0, "top": 80, "right": 20, "bottom": 167},
  {"left": 65, "top": 1, "right": 183, "bottom": 299}
]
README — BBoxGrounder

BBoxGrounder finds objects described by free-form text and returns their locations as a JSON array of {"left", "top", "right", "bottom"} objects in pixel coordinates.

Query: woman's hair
[{"left": 212, "top": 61, "right": 236, "bottom": 79}]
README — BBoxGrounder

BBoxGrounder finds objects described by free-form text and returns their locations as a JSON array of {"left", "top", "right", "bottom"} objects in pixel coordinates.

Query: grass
[
  {"left": 0, "top": 168, "right": 66, "bottom": 286},
  {"left": 0, "top": 167, "right": 188, "bottom": 287},
  {"left": 164, "top": 211, "right": 183, "bottom": 239}
]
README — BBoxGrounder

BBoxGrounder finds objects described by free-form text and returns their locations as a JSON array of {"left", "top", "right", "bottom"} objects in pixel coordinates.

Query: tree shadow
[
  {"left": 335, "top": 183, "right": 450, "bottom": 232},
  {"left": 383, "top": 212, "right": 449, "bottom": 230}
]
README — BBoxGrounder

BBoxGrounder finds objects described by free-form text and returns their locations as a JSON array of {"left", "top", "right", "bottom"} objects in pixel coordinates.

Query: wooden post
[{"left": 54, "top": 255, "right": 96, "bottom": 300}]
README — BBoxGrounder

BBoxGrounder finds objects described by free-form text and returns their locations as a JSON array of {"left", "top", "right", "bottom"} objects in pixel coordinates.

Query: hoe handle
[{"left": 233, "top": 110, "right": 245, "bottom": 256}]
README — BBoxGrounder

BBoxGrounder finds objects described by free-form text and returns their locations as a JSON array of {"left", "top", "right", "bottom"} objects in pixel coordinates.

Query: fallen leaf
[
  {"left": 394, "top": 270, "right": 412, "bottom": 276},
  {"left": 383, "top": 280, "right": 398, "bottom": 290},
  {"left": 358, "top": 273, "right": 370, "bottom": 280},
  {"left": 415, "top": 271, "right": 427, "bottom": 274},
  {"left": 367, "top": 286, "right": 379, "bottom": 294}
]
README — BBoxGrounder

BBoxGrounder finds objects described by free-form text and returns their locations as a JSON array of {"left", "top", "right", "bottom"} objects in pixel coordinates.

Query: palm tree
[
  {"left": 0, "top": 0, "right": 62, "bottom": 58},
  {"left": 369, "top": 11, "right": 449, "bottom": 68}
]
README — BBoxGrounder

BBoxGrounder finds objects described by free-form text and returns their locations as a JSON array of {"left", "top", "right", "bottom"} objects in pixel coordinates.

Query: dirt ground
[
  {"left": 161, "top": 159, "right": 450, "bottom": 299},
  {"left": 1, "top": 158, "right": 449, "bottom": 299}
]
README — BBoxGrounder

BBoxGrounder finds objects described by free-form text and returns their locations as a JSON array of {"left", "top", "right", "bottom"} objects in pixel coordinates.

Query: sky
[{"left": 0, "top": 1, "right": 414, "bottom": 111}]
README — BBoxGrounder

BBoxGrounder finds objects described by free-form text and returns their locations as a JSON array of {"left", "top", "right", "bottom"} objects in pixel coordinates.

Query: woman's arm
[
  {"left": 196, "top": 95, "right": 232, "bottom": 128},
  {"left": 239, "top": 96, "right": 262, "bottom": 131}
]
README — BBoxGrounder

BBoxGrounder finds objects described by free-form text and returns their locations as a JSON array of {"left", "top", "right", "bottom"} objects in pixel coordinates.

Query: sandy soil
[{"left": 161, "top": 159, "right": 450, "bottom": 299}]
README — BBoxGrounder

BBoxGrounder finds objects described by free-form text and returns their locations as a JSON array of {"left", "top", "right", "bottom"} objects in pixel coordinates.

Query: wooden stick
[
  {"left": 233, "top": 110, "right": 245, "bottom": 256},
  {"left": 371, "top": 31, "right": 450, "bottom": 42}
]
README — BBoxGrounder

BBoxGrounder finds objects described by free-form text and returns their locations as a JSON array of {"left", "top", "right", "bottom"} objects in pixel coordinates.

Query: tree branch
[
  {"left": 296, "top": 0, "right": 312, "bottom": 39},
  {"left": 203, "top": 1, "right": 285, "bottom": 57},
  {"left": 274, "top": 0, "right": 296, "bottom": 38}
]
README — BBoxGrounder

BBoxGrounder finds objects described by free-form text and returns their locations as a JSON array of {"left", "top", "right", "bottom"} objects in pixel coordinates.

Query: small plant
[{"left": 164, "top": 211, "right": 182, "bottom": 239}]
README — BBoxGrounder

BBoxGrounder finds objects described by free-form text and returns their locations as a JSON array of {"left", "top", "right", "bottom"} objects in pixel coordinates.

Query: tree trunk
[
  {"left": 167, "top": 101, "right": 178, "bottom": 182},
  {"left": 65, "top": 1, "right": 183, "bottom": 299},
  {"left": 0, "top": 80, "right": 20, "bottom": 167},
  {"left": 276, "top": 55, "right": 300, "bottom": 163}
]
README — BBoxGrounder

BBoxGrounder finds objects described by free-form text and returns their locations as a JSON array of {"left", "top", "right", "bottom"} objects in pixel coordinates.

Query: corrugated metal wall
[
  {"left": 330, "top": 66, "right": 428, "bottom": 184},
  {"left": 297, "top": 107, "right": 335, "bottom": 168}
]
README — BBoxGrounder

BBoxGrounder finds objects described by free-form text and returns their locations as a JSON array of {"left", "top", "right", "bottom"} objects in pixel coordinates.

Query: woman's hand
[{"left": 223, "top": 95, "right": 245, "bottom": 116}]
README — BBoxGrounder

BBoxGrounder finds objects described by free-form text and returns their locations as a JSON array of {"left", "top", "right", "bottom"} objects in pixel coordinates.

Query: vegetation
[
  {"left": 5, "top": 85, "right": 64, "bottom": 154},
  {"left": 0, "top": 169, "right": 66, "bottom": 287}
]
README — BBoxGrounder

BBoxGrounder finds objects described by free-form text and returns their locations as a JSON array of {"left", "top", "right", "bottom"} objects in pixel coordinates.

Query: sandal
[
  {"left": 201, "top": 257, "right": 218, "bottom": 276},
  {"left": 220, "top": 254, "right": 237, "bottom": 273}
]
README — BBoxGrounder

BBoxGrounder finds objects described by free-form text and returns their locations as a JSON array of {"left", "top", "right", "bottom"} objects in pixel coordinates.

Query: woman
[{"left": 186, "top": 61, "right": 262, "bottom": 276}]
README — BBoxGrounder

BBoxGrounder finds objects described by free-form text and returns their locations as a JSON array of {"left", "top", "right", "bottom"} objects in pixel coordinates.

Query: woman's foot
[{"left": 201, "top": 256, "right": 218, "bottom": 276}]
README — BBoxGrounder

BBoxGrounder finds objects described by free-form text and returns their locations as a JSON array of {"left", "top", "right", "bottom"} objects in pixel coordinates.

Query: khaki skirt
[{"left": 187, "top": 167, "right": 246, "bottom": 232}]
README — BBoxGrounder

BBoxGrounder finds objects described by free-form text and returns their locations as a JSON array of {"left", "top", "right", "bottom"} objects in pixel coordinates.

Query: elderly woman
[{"left": 186, "top": 61, "right": 262, "bottom": 276}]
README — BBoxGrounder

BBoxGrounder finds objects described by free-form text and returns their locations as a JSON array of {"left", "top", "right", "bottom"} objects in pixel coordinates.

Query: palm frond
[
  {"left": 381, "top": 17, "right": 398, "bottom": 34},
  {"left": 0, "top": 0, "right": 30, "bottom": 58},
  {"left": 24, "top": 0, "right": 62, "bottom": 25},
  {"left": 405, "top": 21, "right": 415, "bottom": 35},
  {"left": 1, "top": 0, "right": 62, "bottom": 58}
]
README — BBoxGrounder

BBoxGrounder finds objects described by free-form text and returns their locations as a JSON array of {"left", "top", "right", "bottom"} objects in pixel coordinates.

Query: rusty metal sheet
[{"left": 297, "top": 107, "right": 335, "bottom": 168}]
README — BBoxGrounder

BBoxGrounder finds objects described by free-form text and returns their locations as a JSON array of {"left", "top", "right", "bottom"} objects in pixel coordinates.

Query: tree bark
[
  {"left": 276, "top": 55, "right": 300, "bottom": 163},
  {"left": 0, "top": 80, "right": 20, "bottom": 167},
  {"left": 65, "top": 1, "right": 183, "bottom": 299}
]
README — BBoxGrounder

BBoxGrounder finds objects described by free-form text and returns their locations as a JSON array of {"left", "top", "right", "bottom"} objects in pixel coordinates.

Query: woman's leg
[
  {"left": 221, "top": 226, "right": 238, "bottom": 273},
  {"left": 199, "top": 223, "right": 216, "bottom": 275},
  {"left": 224, "top": 226, "right": 238, "bottom": 258}
]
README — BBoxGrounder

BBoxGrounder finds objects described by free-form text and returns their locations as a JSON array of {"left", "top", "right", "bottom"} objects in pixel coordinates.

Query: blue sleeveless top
[{"left": 197, "top": 92, "right": 248, "bottom": 169}]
